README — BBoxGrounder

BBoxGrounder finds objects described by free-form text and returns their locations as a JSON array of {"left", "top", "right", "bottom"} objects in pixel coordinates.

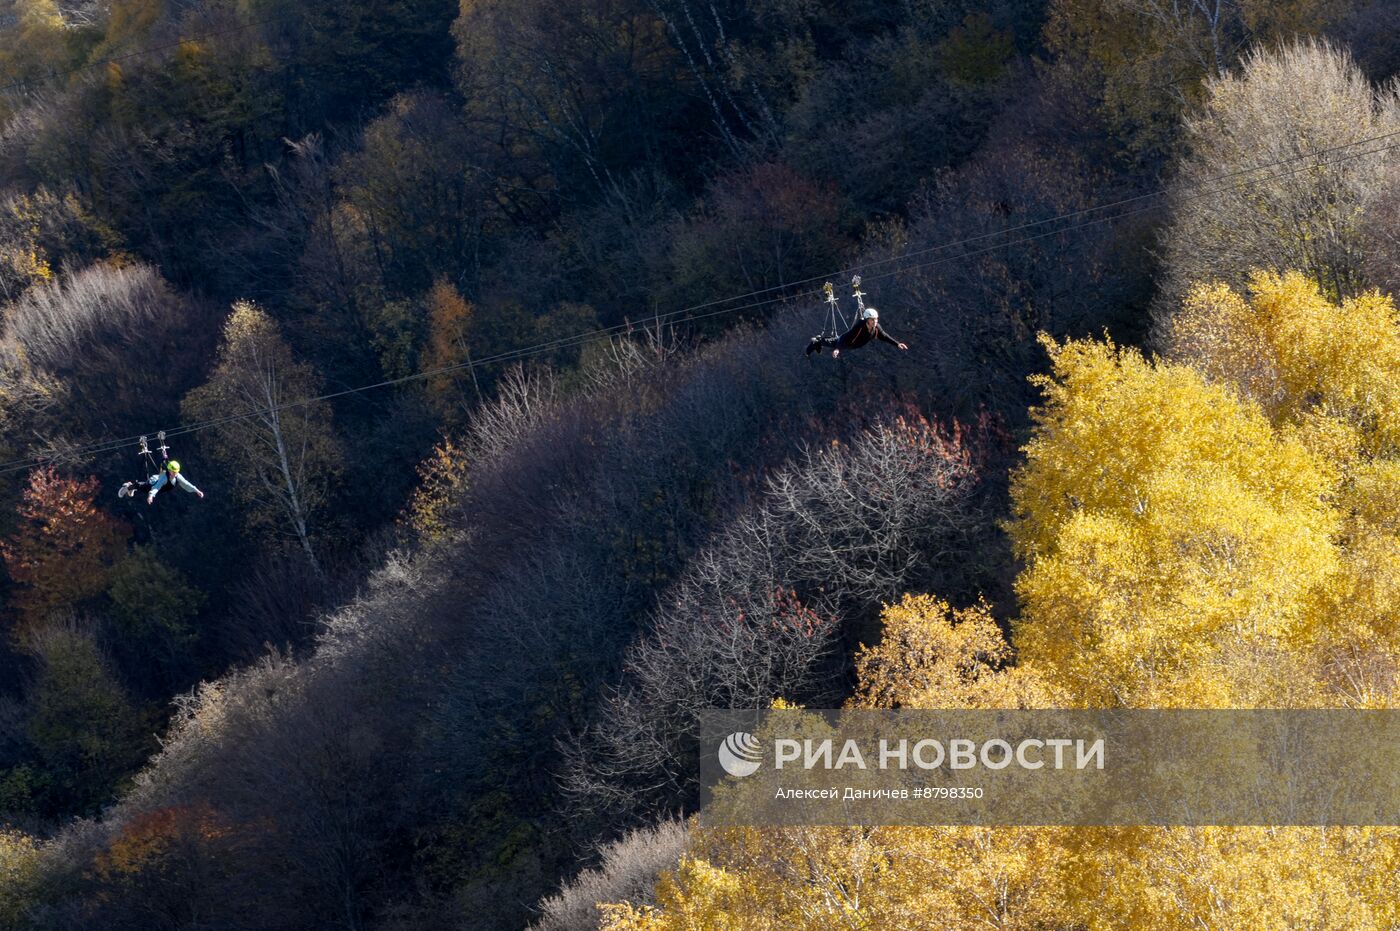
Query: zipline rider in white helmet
[{"left": 805, "top": 276, "right": 909, "bottom": 359}]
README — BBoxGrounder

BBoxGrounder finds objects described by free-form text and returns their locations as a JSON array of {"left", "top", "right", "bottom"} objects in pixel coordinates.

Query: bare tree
[
  {"left": 1154, "top": 40, "right": 1400, "bottom": 335},
  {"left": 0, "top": 262, "right": 215, "bottom": 459},
  {"left": 454, "top": 0, "right": 701, "bottom": 203},
  {"left": 529, "top": 818, "right": 688, "bottom": 931},
  {"left": 464, "top": 363, "right": 561, "bottom": 466},
  {"left": 0, "top": 262, "right": 188, "bottom": 378},
  {"left": 564, "top": 412, "right": 984, "bottom": 816}
]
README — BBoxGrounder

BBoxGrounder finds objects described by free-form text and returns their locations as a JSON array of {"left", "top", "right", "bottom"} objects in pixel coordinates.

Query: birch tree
[{"left": 183, "top": 302, "right": 340, "bottom": 574}]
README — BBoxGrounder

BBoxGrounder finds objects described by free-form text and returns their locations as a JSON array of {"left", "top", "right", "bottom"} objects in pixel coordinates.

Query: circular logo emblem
[{"left": 718, "top": 731, "right": 762, "bottom": 778}]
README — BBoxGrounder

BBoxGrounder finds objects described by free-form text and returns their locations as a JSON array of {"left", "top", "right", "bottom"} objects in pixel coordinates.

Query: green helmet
[{"left": 167, "top": 460, "right": 181, "bottom": 473}]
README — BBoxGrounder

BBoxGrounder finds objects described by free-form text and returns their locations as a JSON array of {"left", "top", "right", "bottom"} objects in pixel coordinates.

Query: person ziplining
[
  {"left": 117, "top": 432, "right": 205, "bottom": 505},
  {"left": 805, "top": 276, "right": 909, "bottom": 359}
]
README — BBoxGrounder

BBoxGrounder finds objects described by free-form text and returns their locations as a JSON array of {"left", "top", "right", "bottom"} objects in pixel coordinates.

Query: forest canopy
[{"left": 0, "top": 0, "right": 1397, "bottom": 929}]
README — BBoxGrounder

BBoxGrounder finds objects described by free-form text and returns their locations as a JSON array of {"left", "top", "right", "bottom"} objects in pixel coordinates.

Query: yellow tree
[
  {"left": 1004, "top": 307, "right": 1400, "bottom": 923},
  {"left": 601, "top": 277, "right": 1400, "bottom": 928},
  {"left": 0, "top": 829, "right": 43, "bottom": 929},
  {"left": 603, "top": 595, "right": 1076, "bottom": 931},
  {"left": 1169, "top": 271, "right": 1400, "bottom": 458},
  {"left": 1083, "top": 825, "right": 1400, "bottom": 930},
  {"left": 422, "top": 278, "right": 479, "bottom": 414},
  {"left": 1009, "top": 336, "right": 1338, "bottom": 707},
  {"left": 399, "top": 438, "right": 470, "bottom": 545},
  {"left": 1168, "top": 270, "right": 1400, "bottom": 684},
  {"left": 0, "top": 192, "right": 53, "bottom": 302},
  {"left": 851, "top": 594, "right": 1055, "bottom": 710}
]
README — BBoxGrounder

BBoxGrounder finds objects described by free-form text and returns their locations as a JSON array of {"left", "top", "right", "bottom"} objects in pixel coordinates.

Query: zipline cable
[
  {"left": 5, "top": 9, "right": 1396, "bottom": 329},
  {"left": 595, "top": 126, "right": 1400, "bottom": 323},
  {"left": 4, "top": 129, "right": 1399, "bottom": 475},
  {"left": 5, "top": 130, "right": 1396, "bottom": 473},
  {"left": 5, "top": 6, "right": 1396, "bottom": 322},
  {"left": 861, "top": 134, "right": 1400, "bottom": 289}
]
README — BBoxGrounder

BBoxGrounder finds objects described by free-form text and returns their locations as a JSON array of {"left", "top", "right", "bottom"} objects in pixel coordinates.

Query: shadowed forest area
[{"left": 1, "top": 0, "right": 1399, "bottom": 928}]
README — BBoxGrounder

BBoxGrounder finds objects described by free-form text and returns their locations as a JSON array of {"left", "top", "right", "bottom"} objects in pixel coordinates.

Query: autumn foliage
[
  {"left": 0, "top": 467, "right": 127, "bottom": 634},
  {"left": 93, "top": 803, "right": 234, "bottom": 882},
  {"left": 600, "top": 269, "right": 1400, "bottom": 929},
  {"left": 4, "top": 4, "right": 1400, "bottom": 929}
]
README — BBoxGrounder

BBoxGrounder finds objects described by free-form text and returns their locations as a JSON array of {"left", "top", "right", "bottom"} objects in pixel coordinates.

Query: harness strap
[{"left": 822, "top": 281, "right": 848, "bottom": 340}]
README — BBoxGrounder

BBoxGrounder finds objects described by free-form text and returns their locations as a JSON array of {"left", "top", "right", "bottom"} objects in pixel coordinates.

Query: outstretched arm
[
  {"left": 173, "top": 474, "right": 205, "bottom": 498},
  {"left": 876, "top": 327, "right": 909, "bottom": 350}
]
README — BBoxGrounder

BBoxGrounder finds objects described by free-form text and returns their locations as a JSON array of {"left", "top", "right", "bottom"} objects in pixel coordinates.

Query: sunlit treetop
[
  {"left": 1170, "top": 270, "right": 1400, "bottom": 459},
  {"left": 1010, "top": 336, "right": 1339, "bottom": 707}
]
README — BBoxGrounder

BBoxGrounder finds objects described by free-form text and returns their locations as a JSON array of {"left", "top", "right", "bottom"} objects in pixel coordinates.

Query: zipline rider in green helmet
[{"left": 119, "top": 455, "right": 205, "bottom": 506}]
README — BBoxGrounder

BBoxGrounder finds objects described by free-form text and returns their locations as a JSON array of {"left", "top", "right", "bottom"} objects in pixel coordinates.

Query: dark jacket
[{"left": 837, "top": 318, "right": 900, "bottom": 350}]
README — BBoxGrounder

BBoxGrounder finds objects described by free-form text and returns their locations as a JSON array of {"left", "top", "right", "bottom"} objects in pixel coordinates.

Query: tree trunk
[{"left": 262, "top": 378, "right": 324, "bottom": 577}]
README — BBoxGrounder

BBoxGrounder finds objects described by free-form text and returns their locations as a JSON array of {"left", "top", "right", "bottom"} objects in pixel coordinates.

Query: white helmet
[{"left": 862, "top": 307, "right": 879, "bottom": 321}]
